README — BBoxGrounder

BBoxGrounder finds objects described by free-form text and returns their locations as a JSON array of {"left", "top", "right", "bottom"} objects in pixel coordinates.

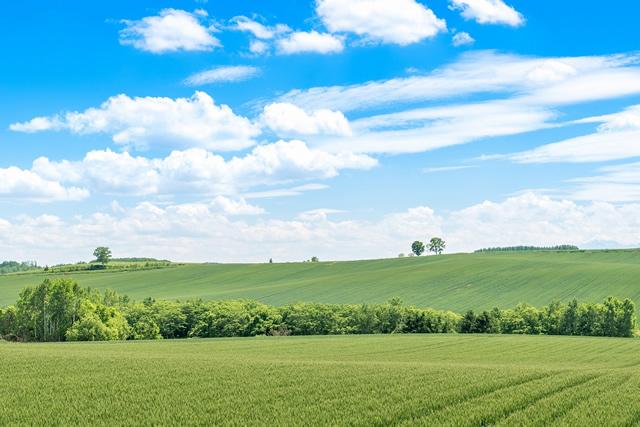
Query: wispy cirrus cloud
[{"left": 184, "top": 65, "right": 261, "bottom": 86}]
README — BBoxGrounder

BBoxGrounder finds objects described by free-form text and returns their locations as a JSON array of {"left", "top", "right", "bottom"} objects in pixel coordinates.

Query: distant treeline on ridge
[
  {"left": 0, "top": 261, "right": 40, "bottom": 275},
  {"left": 475, "top": 245, "right": 579, "bottom": 253}
]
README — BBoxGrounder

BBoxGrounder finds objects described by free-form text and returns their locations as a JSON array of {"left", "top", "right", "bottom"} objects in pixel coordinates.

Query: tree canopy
[
  {"left": 93, "top": 247, "right": 112, "bottom": 265},
  {"left": 411, "top": 241, "right": 425, "bottom": 256},
  {"left": 428, "top": 237, "right": 446, "bottom": 255}
]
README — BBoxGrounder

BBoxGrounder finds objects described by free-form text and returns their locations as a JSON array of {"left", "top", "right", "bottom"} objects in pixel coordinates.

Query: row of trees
[
  {"left": 474, "top": 245, "right": 579, "bottom": 253},
  {"left": 411, "top": 237, "right": 446, "bottom": 256},
  {"left": 0, "top": 261, "right": 40, "bottom": 274},
  {"left": 0, "top": 278, "right": 636, "bottom": 341}
]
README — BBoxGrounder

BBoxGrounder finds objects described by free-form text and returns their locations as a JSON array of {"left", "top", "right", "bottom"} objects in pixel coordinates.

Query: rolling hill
[{"left": 1, "top": 250, "right": 640, "bottom": 311}]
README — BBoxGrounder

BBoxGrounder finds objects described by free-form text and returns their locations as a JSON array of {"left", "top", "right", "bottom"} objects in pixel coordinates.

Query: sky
[{"left": 2, "top": 0, "right": 640, "bottom": 264}]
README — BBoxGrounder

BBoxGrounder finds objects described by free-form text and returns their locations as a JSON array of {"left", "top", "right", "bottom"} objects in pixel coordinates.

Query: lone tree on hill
[
  {"left": 428, "top": 237, "right": 446, "bottom": 255},
  {"left": 93, "top": 247, "right": 112, "bottom": 265},
  {"left": 411, "top": 241, "right": 425, "bottom": 256}
]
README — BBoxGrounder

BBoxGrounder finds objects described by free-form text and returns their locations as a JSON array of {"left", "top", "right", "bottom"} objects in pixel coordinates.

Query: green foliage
[
  {"left": 0, "top": 261, "right": 40, "bottom": 275},
  {"left": 2, "top": 335, "right": 640, "bottom": 425},
  {"left": 411, "top": 240, "right": 425, "bottom": 256},
  {"left": 475, "top": 245, "right": 579, "bottom": 253},
  {"left": 428, "top": 237, "right": 446, "bottom": 255},
  {"left": 93, "top": 247, "right": 112, "bottom": 265}
]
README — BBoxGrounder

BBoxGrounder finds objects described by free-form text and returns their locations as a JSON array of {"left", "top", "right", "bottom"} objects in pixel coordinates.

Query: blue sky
[{"left": 2, "top": 0, "right": 640, "bottom": 264}]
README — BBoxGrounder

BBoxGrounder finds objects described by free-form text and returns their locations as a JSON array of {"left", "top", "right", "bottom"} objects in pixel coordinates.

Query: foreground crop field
[
  {"left": 2, "top": 250, "right": 640, "bottom": 312},
  {"left": 1, "top": 334, "right": 640, "bottom": 425}
]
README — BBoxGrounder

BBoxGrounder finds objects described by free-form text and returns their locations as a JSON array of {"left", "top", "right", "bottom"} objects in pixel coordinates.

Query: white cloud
[
  {"left": 261, "top": 103, "right": 352, "bottom": 136},
  {"left": 316, "top": 0, "right": 446, "bottom": 45},
  {"left": 452, "top": 32, "right": 475, "bottom": 47},
  {"left": 243, "top": 183, "right": 329, "bottom": 199},
  {"left": 229, "top": 16, "right": 290, "bottom": 39},
  {"left": 510, "top": 105, "right": 640, "bottom": 163},
  {"left": 279, "top": 51, "right": 636, "bottom": 113},
  {"left": 119, "top": 9, "right": 220, "bottom": 53},
  {"left": 423, "top": 165, "right": 476, "bottom": 173},
  {"left": 10, "top": 92, "right": 260, "bottom": 151},
  {"left": 276, "top": 31, "right": 344, "bottom": 55},
  {"left": 184, "top": 65, "right": 261, "bottom": 86},
  {"left": 568, "top": 162, "right": 640, "bottom": 203},
  {"left": 449, "top": 0, "right": 524, "bottom": 26},
  {"left": 315, "top": 99, "right": 554, "bottom": 154},
  {"left": 209, "top": 196, "right": 265, "bottom": 215},
  {"left": 28, "top": 141, "right": 377, "bottom": 197},
  {"left": 0, "top": 167, "right": 88, "bottom": 202},
  {"left": 4, "top": 193, "right": 639, "bottom": 265},
  {"left": 249, "top": 40, "right": 269, "bottom": 55},
  {"left": 273, "top": 51, "right": 640, "bottom": 154}
]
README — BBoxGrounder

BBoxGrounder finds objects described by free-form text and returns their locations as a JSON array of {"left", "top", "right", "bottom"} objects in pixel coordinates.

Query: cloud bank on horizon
[{"left": 2, "top": 0, "right": 640, "bottom": 263}]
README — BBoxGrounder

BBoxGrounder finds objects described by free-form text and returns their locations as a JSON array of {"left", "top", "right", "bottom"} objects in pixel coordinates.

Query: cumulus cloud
[
  {"left": 449, "top": 0, "right": 524, "bottom": 26},
  {"left": 276, "top": 31, "right": 344, "bottom": 55},
  {"left": 10, "top": 92, "right": 260, "bottom": 151},
  {"left": 452, "top": 32, "right": 475, "bottom": 47},
  {"left": 119, "top": 9, "right": 220, "bottom": 53},
  {"left": 0, "top": 167, "right": 88, "bottom": 202},
  {"left": 210, "top": 196, "right": 265, "bottom": 215},
  {"left": 229, "top": 16, "right": 290, "bottom": 39},
  {"left": 184, "top": 65, "right": 261, "bottom": 86},
  {"left": 3, "top": 193, "right": 639, "bottom": 265},
  {"left": 316, "top": 0, "right": 447, "bottom": 45},
  {"left": 261, "top": 103, "right": 352, "bottom": 136},
  {"left": 28, "top": 141, "right": 377, "bottom": 197}
]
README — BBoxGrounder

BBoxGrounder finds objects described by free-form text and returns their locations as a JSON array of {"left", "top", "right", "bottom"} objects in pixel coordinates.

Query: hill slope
[{"left": 1, "top": 250, "right": 639, "bottom": 311}]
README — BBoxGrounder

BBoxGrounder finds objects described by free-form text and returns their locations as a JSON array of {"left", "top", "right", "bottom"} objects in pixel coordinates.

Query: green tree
[
  {"left": 411, "top": 241, "right": 425, "bottom": 256},
  {"left": 15, "top": 278, "right": 84, "bottom": 342},
  {"left": 428, "top": 237, "right": 446, "bottom": 255},
  {"left": 93, "top": 247, "right": 112, "bottom": 265}
]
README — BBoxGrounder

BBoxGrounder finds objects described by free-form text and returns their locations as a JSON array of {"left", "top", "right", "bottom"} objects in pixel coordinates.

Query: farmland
[
  {"left": 1, "top": 250, "right": 640, "bottom": 312},
  {"left": 1, "top": 334, "right": 639, "bottom": 425}
]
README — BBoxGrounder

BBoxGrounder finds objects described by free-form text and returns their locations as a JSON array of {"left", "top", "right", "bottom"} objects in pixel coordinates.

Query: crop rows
[{"left": 1, "top": 334, "right": 639, "bottom": 425}]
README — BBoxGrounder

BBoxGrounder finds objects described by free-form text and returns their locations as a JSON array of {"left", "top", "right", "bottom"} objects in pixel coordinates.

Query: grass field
[
  {"left": 1, "top": 334, "right": 639, "bottom": 425},
  {"left": 2, "top": 250, "right": 640, "bottom": 311}
]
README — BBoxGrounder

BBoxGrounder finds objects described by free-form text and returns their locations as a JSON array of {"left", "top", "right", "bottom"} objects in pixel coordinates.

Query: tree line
[
  {"left": 0, "top": 261, "right": 40, "bottom": 275},
  {"left": 0, "top": 278, "right": 635, "bottom": 342},
  {"left": 474, "top": 245, "right": 579, "bottom": 253}
]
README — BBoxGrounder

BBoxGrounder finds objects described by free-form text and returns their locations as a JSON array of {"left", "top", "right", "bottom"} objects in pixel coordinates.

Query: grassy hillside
[
  {"left": 1, "top": 250, "right": 640, "bottom": 311},
  {"left": 1, "top": 334, "right": 639, "bottom": 425}
]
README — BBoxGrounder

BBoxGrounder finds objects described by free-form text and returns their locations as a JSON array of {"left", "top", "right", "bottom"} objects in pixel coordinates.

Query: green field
[
  {"left": 1, "top": 334, "right": 639, "bottom": 425},
  {"left": 2, "top": 250, "right": 640, "bottom": 311}
]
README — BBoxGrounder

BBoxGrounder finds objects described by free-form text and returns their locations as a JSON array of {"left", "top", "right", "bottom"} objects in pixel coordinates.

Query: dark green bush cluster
[
  {"left": 474, "top": 245, "right": 579, "bottom": 253},
  {"left": 0, "top": 261, "right": 41, "bottom": 275},
  {"left": 459, "top": 298, "right": 636, "bottom": 337},
  {"left": 0, "top": 278, "right": 636, "bottom": 342},
  {"left": 43, "top": 261, "right": 175, "bottom": 274}
]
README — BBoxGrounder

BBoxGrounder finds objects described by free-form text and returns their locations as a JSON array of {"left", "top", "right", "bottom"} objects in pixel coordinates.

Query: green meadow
[
  {"left": 2, "top": 334, "right": 640, "bottom": 426},
  {"left": 2, "top": 250, "right": 640, "bottom": 311}
]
